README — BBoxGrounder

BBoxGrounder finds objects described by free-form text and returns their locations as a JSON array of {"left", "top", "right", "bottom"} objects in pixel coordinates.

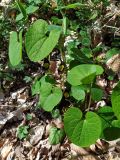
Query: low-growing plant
[
  {"left": 17, "top": 125, "right": 29, "bottom": 140},
  {"left": 49, "top": 127, "right": 65, "bottom": 145},
  {"left": 26, "top": 113, "right": 33, "bottom": 121},
  {"left": 8, "top": 0, "right": 120, "bottom": 147}
]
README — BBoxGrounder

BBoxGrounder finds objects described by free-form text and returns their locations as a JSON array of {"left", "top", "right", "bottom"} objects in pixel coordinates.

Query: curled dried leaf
[
  {"left": 70, "top": 143, "right": 89, "bottom": 155},
  {"left": 1, "top": 140, "right": 13, "bottom": 159},
  {"left": 53, "top": 118, "right": 64, "bottom": 129},
  {"left": 52, "top": 144, "right": 60, "bottom": 152},
  {"left": 45, "top": 123, "right": 53, "bottom": 136},
  {"left": 106, "top": 54, "right": 120, "bottom": 73}
]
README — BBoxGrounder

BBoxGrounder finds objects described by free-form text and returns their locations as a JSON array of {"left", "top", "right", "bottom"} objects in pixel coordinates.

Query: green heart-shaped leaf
[
  {"left": 71, "top": 86, "right": 85, "bottom": 101},
  {"left": 32, "top": 75, "right": 62, "bottom": 111},
  {"left": 111, "top": 81, "right": 120, "bottom": 119},
  {"left": 49, "top": 127, "right": 65, "bottom": 145},
  {"left": 9, "top": 31, "right": 22, "bottom": 66},
  {"left": 91, "top": 88, "right": 103, "bottom": 101},
  {"left": 67, "top": 64, "right": 103, "bottom": 86},
  {"left": 97, "top": 106, "right": 114, "bottom": 138},
  {"left": 25, "top": 19, "right": 61, "bottom": 62},
  {"left": 41, "top": 87, "right": 62, "bottom": 111},
  {"left": 64, "top": 107, "right": 101, "bottom": 147}
]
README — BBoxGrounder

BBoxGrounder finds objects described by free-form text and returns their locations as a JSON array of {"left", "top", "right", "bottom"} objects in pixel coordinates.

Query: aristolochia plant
[
  {"left": 32, "top": 75, "right": 63, "bottom": 112},
  {"left": 9, "top": 30, "right": 22, "bottom": 66},
  {"left": 8, "top": 19, "right": 120, "bottom": 147},
  {"left": 25, "top": 19, "right": 61, "bottom": 62}
]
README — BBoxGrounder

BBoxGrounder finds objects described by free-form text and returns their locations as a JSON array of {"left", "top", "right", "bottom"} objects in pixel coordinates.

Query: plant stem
[
  {"left": 59, "top": 38, "right": 67, "bottom": 90},
  {"left": 85, "top": 93, "right": 88, "bottom": 110},
  {"left": 88, "top": 93, "right": 92, "bottom": 111},
  {"left": 87, "top": 83, "right": 93, "bottom": 111}
]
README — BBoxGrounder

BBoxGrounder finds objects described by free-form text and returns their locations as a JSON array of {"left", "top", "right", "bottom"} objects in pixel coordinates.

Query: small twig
[{"left": 102, "top": 25, "right": 120, "bottom": 30}]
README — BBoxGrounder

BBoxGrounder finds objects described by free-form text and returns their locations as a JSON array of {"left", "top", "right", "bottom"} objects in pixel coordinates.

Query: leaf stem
[{"left": 87, "top": 83, "right": 93, "bottom": 111}]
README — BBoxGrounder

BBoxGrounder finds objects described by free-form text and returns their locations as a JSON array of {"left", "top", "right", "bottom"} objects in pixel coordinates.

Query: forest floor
[{"left": 0, "top": 0, "right": 120, "bottom": 160}]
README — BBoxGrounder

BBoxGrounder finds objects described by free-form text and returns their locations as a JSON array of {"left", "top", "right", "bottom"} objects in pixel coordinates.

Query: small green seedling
[
  {"left": 49, "top": 127, "right": 65, "bottom": 145},
  {"left": 26, "top": 113, "right": 33, "bottom": 121},
  {"left": 17, "top": 125, "right": 29, "bottom": 140}
]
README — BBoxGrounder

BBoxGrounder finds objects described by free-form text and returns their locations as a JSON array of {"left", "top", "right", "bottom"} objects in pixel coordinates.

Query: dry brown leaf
[
  {"left": 0, "top": 139, "right": 5, "bottom": 148},
  {"left": 96, "top": 77, "right": 107, "bottom": 89},
  {"left": 28, "top": 147, "right": 38, "bottom": 160},
  {"left": 11, "top": 87, "right": 29, "bottom": 105},
  {"left": 106, "top": 54, "right": 120, "bottom": 73},
  {"left": 53, "top": 118, "right": 64, "bottom": 129},
  {"left": 29, "top": 124, "right": 45, "bottom": 145},
  {"left": 45, "top": 123, "right": 52, "bottom": 136},
  {"left": 6, "top": 151, "right": 14, "bottom": 160},
  {"left": 23, "top": 141, "right": 32, "bottom": 149},
  {"left": 82, "top": 155, "right": 101, "bottom": 160},
  {"left": 35, "top": 151, "right": 41, "bottom": 160},
  {"left": 70, "top": 143, "right": 101, "bottom": 160},
  {"left": 0, "top": 108, "right": 24, "bottom": 130},
  {"left": 96, "top": 139, "right": 109, "bottom": 152},
  {"left": 107, "top": 154, "right": 120, "bottom": 160},
  {"left": 52, "top": 144, "right": 60, "bottom": 152},
  {"left": 36, "top": 138, "right": 51, "bottom": 151},
  {"left": 70, "top": 143, "right": 89, "bottom": 156},
  {"left": 108, "top": 139, "right": 120, "bottom": 151},
  {"left": 15, "top": 146, "right": 25, "bottom": 160},
  {"left": 1, "top": 140, "right": 13, "bottom": 159}
]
